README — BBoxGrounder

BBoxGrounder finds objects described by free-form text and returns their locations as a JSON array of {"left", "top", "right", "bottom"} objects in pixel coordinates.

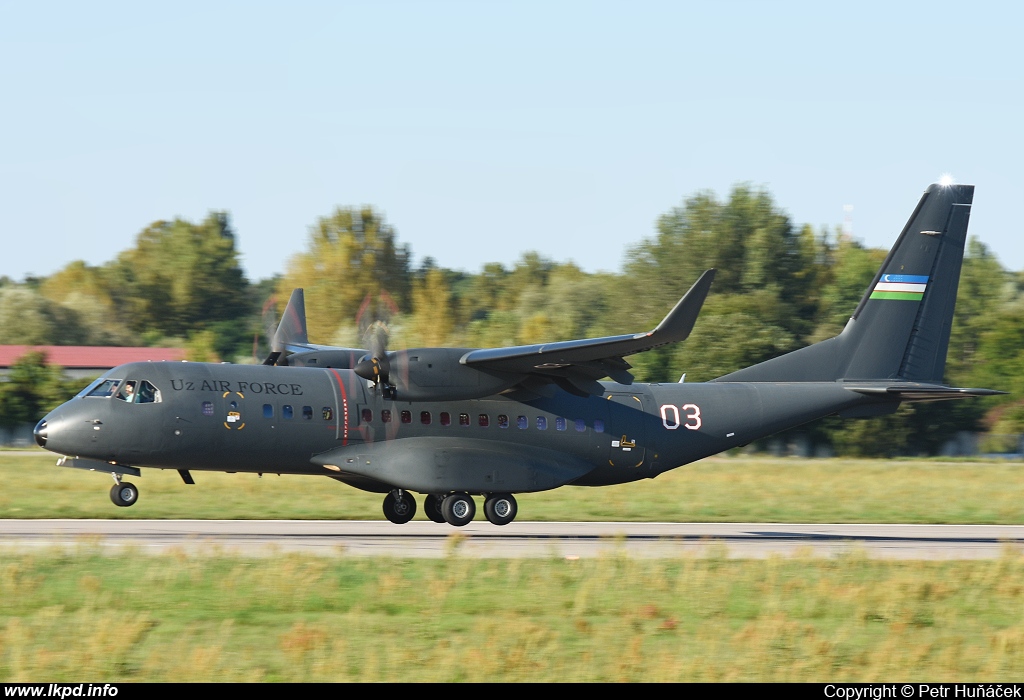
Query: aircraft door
[{"left": 606, "top": 393, "right": 647, "bottom": 468}]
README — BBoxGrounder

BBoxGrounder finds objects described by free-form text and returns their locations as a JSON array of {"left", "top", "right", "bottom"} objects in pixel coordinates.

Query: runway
[{"left": 1, "top": 520, "right": 1023, "bottom": 559}]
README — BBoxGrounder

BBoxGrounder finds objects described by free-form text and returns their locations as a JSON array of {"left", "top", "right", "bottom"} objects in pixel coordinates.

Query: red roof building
[{"left": 0, "top": 345, "right": 187, "bottom": 379}]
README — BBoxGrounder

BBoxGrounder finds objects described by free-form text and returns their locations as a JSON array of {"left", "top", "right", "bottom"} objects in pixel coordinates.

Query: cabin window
[
  {"left": 575, "top": 418, "right": 586, "bottom": 432},
  {"left": 536, "top": 416, "right": 547, "bottom": 430},
  {"left": 263, "top": 404, "right": 273, "bottom": 419},
  {"left": 478, "top": 414, "right": 489, "bottom": 427},
  {"left": 303, "top": 406, "right": 313, "bottom": 420},
  {"left": 594, "top": 419, "right": 605, "bottom": 433},
  {"left": 440, "top": 412, "right": 451, "bottom": 426},
  {"left": 115, "top": 380, "right": 137, "bottom": 402},
  {"left": 202, "top": 401, "right": 214, "bottom": 417},
  {"left": 361, "top": 408, "right": 372, "bottom": 423},
  {"left": 381, "top": 410, "right": 392, "bottom": 423},
  {"left": 283, "top": 405, "right": 294, "bottom": 420},
  {"left": 555, "top": 417, "right": 567, "bottom": 431},
  {"left": 459, "top": 413, "right": 470, "bottom": 427},
  {"left": 322, "top": 407, "right": 333, "bottom": 420},
  {"left": 497, "top": 414, "right": 509, "bottom": 429},
  {"left": 421, "top": 411, "right": 431, "bottom": 425},
  {"left": 517, "top": 415, "right": 528, "bottom": 430},
  {"left": 401, "top": 410, "right": 412, "bottom": 424}
]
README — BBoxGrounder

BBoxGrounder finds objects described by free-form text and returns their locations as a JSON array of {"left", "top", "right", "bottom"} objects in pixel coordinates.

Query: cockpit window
[
  {"left": 76, "top": 377, "right": 107, "bottom": 398},
  {"left": 115, "top": 381, "right": 137, "bottom": 402},
  {"left": 137, "top": 380, "right": 161, "bottom": 404},
  {"left": 85, "top": 379, "right": 122, "bottom": 398}
]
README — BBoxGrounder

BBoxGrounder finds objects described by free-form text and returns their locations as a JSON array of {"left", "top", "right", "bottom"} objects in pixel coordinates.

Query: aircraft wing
[{"left": 460, "top": 269, "right": 715, "bottom": 394}]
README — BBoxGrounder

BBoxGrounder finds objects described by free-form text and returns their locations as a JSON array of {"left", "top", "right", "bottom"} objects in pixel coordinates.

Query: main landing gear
[
  {"left": 441, "top": 492, "right": 476, "bottom": 527},
  {"left": 423, "top": 494, "right": 446, "bottom": 523},
  {"left": 383, "top": 492, "right": 520, "bottom": 526},
  {"left": 483, "top": 493, "right": 517, "bottom": 526}
]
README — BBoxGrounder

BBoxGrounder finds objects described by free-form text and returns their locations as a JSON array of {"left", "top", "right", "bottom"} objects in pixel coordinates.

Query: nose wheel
[
  {"left": 382, "top": 490, "right": 417, "bottom": 524},
  {"left": 109, "top": 482, "right": 139, "bottom": 507}
]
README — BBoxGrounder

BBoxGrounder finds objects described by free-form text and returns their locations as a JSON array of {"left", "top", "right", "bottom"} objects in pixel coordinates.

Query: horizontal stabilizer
[{"left": 844, "top": 382, "right": 1006, "bottom": 402}]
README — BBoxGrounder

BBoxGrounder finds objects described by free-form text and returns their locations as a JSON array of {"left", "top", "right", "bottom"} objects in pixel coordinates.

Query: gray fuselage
[{"left": 39, "top": 360, "right": 874, "bottom": 494}]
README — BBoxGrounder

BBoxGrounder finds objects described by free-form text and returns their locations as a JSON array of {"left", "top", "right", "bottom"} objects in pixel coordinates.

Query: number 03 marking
[{"left": 660, "top": 404, "right": 701, "bottom": 431}]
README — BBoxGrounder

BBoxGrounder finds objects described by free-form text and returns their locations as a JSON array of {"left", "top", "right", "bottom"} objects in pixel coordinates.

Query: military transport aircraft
[{"left": 34, "top": 183, "right": 1001, "bottom": 526}]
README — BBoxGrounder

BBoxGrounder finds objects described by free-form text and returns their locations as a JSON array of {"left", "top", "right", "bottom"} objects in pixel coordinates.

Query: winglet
[{"left": 648, "top": 269, "right": 716, "bottom": 346}]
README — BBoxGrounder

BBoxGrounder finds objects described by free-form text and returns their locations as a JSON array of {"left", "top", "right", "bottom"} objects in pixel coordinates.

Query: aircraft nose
[{"left": 34, "top": 419, "right": 47, "bottom": 447}]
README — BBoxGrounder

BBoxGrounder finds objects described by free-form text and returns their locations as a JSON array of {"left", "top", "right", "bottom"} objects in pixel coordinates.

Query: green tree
[
  {"left": 0, "top": 287, "right": 62, "bottom": 345},
  {"left": 108, "top": 213, "right": 249, "bottom": 338},
  {"left": 40, "top": 261, "right": 134, "bottom": 346},
  {"left": 806, "top": 234, "right": 886, "bottom": 342},
  {"left": 408, "top": 268, "right": 455, "bottom": 346},
  {"left": 278, "top": 207, "right": 411, "bottom": 342},
  {"left": 0, "top": 352, "right": 81, "bottom": 426}
]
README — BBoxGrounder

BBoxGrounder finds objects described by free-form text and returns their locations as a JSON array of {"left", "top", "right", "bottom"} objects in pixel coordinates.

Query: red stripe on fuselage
[{"left": 330, "top": 368, "right": 349, "bottom": 446}]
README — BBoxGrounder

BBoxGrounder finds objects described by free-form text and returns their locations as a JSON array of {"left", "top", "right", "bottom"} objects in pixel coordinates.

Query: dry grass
[{"left": 3, "top": 549, "right": 1024, "bottom": 681}]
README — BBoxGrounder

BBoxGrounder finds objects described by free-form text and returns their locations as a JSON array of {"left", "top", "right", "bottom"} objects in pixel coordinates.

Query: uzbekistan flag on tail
[{"left": 870, "top": 274, "right": 928, "bottom": 301}]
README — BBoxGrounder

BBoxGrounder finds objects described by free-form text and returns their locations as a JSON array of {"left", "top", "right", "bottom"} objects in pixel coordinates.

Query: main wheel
[
  {"left": 382, "top": 491, "right": 417, "bottom": 524},
  {"left": 424, "top": 494, "right": 446, "bottom": 523},
  {"left": 483, "top": 493, "right": 518, "bottom": 526},
  {"left": 110, "top": 482, "right": 138, "bottom": 507},
  {"left": 441, "top": 492, "right": 476, "bottom": 527}
]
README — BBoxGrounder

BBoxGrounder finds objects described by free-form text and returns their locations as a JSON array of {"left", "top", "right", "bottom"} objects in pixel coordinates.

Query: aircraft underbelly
[{"left": 312, "top": 437, "right": 597, "bottom": 493}]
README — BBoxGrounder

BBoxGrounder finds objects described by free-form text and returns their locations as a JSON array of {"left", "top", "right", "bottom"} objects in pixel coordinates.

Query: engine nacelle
[
  {"left": 285, "top": 348, "right": 365, "bottom": 369},
  {"left": 388, "top": 348, "right": 523, "bottom": 401}
]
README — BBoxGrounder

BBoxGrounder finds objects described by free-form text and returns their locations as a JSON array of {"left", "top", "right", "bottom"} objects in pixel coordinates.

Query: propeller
[
  {"left": 354, "top": 320, "right": 392, "bottom": 388},
  {"left": 353, "top": 292, "right": 398, "bottom": 398}
]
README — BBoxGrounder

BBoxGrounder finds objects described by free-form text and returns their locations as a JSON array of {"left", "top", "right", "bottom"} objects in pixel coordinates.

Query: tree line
[{"left": 3, "top": 185, "right": 1022, "bottom": 455}]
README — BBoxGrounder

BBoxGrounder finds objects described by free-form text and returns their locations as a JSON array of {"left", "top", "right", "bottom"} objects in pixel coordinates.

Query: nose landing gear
[
  {"left": 382, "top": 489, "right": 417, "bottom": 524},
  {"left": 109, "top": 478, "right": 139, "bottom": 507}
]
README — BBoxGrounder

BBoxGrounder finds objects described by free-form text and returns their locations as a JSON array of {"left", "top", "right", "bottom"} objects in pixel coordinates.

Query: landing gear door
[{"left": 607, "top": 393, "right": 647, "bottom": 468}]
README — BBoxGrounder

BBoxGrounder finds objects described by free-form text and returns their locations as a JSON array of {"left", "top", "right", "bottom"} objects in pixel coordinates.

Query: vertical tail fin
[
  {"left": 263, "top": 289, "right": 310, "bottom": 365},
  {"left": 714, "top": 183, "right": 974, "bottom": 383}
]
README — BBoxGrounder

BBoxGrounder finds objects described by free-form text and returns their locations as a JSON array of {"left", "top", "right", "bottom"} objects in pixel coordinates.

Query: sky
[{"left": 1, "top": 1, "right": 1022, "bottom": 283}]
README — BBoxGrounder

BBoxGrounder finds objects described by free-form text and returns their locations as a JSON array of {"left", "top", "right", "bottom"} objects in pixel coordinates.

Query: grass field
[
  {"left": 2, "top": 450, "right": 1022, "bottom": 523},
  {"left": 3, "top": 550, "right": 1024, "bottom": 681},
  {"left": 5, "top": 451, "right": 1024, "bottom": 682}
]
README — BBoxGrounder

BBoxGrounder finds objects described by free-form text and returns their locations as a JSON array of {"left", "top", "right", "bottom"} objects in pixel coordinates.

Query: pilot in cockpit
[{"left": 116, "top": 381, "right": 137, "bottom": 403}]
